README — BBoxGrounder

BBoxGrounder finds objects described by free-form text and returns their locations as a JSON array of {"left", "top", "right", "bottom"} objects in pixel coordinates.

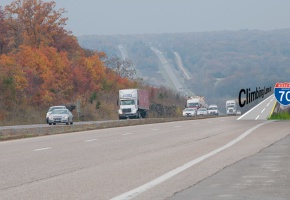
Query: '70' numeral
[{"left": 279, "top": 91, "right": 290, "bottom": 101}]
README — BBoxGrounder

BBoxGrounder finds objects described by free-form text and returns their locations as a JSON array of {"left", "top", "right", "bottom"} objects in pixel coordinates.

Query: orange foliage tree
[
  {"left": 0, "top": 54, "right": 27, "bottom": 107},
  {"left": 5, "top": 0, "right": 67, "bottom": 48}
]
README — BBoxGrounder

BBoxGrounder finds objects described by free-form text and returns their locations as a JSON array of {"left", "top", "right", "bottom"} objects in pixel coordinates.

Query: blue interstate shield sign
[{"left": 274, "top": 82, "right": 290, "bottom": 106}]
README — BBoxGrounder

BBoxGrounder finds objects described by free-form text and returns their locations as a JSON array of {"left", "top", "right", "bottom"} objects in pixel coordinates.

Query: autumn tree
[
  {"left": 13, "top": 45, "right": 73, "bottom": 105},
  {"left": 4, "top": 0, "right": 68, "bottom": 49},
  {"left": 71, "top": 54, "right": 107, "bottom": 96},
  {"left": 0, "top": 54, "right": 27, "bottom": 107},
  {"left": 0, "top": 6, "right": 8, "bottom": 54}
]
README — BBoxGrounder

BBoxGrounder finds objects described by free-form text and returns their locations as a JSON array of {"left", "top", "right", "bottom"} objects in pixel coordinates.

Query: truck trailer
[
  {"left": 118, "top": 89, "right": 149, "bottom": 119},
  {"left": 186, "top": 96, "right": 206, "bottom": 109}
]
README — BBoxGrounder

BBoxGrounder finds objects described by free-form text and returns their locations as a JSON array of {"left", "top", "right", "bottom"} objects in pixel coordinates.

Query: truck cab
[
  {"left": 119, "top": 99, "right": 138, "bottom": 119},
  {"left": 226, "top": 100, "right": 237, "bottom": 115},
  {"left": 208, "top": 104, "right": 219, "bottom": 116}
]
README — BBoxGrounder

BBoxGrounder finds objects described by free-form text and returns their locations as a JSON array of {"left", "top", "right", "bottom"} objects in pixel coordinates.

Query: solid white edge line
[
  {"left": 110, "top": 121, "right": 273, "bottom": 200},
  {"left": 33, "top": 147, "right": 52, "bottom": 151},
  {"left": 237, "top": 94, "right": 274, "bottom": 120}
]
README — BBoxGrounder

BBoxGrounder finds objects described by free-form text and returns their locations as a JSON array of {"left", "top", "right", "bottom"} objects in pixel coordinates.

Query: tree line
[
  {"left": 0, "top": 0, "right": 186, "bottom": 125},
  {"left": 0, "top": 0, "right": 136, "bottom": 107}
]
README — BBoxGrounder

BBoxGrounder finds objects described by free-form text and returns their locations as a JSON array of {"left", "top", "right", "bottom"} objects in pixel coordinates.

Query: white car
[
  {"left": 236, "top": 110, "right": 242, "bottom": 115},
  {"left": 48, "top": 109, "right": 73, "bottom": 125},
  {"left": 46, "top": 105, "right": 67, "bottom": 123},
  {"left": 197, "top": 108, "right": 208, "bottom": 116},
  {"left": 183, "top": 108, "right": 196, "bottom": 117}
]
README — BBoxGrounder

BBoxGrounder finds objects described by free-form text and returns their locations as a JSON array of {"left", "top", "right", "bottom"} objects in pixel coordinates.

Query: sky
[{"left": 1, "top": 0, "right": 290, "bottom": 36}]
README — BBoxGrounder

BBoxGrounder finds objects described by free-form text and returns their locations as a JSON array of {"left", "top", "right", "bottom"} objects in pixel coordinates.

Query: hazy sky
[{"left": 1, "top": 0, "right": 290, "bottom": 36}]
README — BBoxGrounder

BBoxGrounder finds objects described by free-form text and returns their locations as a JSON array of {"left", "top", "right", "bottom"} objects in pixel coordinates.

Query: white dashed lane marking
[
  {"left": 255, "top": 115, "right": 260, "bottom": 120},
  {"left": 261, "top": 108, "right": 265, "bottom": 113},
  {"left": 33, "top": 147, "right": 52, "bottom": 152},
  {"left": 122, "top": 133, "right": 133, "bottom": 136},
  {"left": 84, "top": 139, "right": 98, "bottom": 142}
]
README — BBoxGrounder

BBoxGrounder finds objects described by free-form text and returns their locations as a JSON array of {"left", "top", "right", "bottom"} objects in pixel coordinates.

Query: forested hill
[
  {"left": 78, "top": 29, "right": 290, "bottom": 105},
  {"left": 0, "top": 0, "right": 187, "bottom": 124}
]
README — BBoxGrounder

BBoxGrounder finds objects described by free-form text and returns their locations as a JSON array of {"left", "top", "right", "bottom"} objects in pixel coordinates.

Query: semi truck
[
  {"left": 118, "top": 89, "right": 149, "bottom": 119},
  {"left": 226, "top": 100, "right": 237, "bottom": 115},
  {"left": 186, "top": 96, "right": 206, "bottom": 109}
]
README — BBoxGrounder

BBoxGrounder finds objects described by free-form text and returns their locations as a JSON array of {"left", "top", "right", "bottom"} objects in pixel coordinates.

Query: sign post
[{"left": 76, "top": 100, "right": 80, "bottom": 121}]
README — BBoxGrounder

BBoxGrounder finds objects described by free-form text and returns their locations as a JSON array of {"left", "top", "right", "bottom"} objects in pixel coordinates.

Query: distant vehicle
[
  {"left": 183, "top": 108, "right": 196, "bottom": 117},
  {"left": 236, "top": 110, "right": 242, "bottom": 115},
  {"left": 187, "top": 96, "right": 206, "bottom": 110},
  {"left": 197, "top": 108, "right": 208, "bottom": 116},
  {"left": 226, "top": 100, "right": 237, "bottom": 115},
  {"left": 46, "top": 105, "right": 67, "bottom": 123},
  {"left": 118, "top": 89, "right": 149, "bottom": 119},
  {"left": 47, "top": 109, "right": 73, "bottom": 125},
  {"left": 208, "top": 105, "right": 219, "bottom": 116}
]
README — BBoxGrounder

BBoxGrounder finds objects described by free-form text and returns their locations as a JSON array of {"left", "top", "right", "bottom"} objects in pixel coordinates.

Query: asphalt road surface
[
  {"left": 0, "top": 120, "right": 115, "bottom": 130},
  {"left": 1, "top": 117, "right": 289, "bottom": 200},
  {"left": 151, "top": 47, "right": 183, "bottom": 92},
  {"left": 173, "top": 52, "right": 191, "bottom": 80},
  {"left": 237, "top": 94, "right": 276, "bottom": 120},
  {"left": 170, "top": 131, "right": 290, "bottom": 200}
]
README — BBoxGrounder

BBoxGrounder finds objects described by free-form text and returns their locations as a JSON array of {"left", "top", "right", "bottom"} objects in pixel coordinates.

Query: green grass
[{"left": 268, "top": 112, "right": 290, "bottom": 120}]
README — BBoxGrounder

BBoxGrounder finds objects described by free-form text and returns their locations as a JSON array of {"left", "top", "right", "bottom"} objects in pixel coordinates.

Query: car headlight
[
  {"left": 63, "top": 116, "right": 68, "bottom": 119},
  {"left": 118, "top": 109, "right": 122, "bottom": 114},
  {"left": 46, "top": 112, "right": 51, "bottom": 117},
  {"left": 49, "top": 116, "right": 53, "bottom": 120}
]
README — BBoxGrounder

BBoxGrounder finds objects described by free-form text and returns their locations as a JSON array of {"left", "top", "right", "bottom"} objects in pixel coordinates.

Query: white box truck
[
  {"left": 186, "top": 96, "right": 206, "bottom": 109},
  {"left": 118, "top": 89, "right": 149, "bottom": 119},
  {"left": 226, "top": 100, "right": 237, "bottom": 115}
]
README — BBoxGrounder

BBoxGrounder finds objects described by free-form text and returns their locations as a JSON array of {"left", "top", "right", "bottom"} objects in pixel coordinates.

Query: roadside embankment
[{"left": 0, "top": 116, "right": 220, "bottom": 141}]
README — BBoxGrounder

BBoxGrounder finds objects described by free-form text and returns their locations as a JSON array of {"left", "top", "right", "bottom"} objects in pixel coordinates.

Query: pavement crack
[{"left": 0, "top": 166, "right": 87, "bottom": 192}]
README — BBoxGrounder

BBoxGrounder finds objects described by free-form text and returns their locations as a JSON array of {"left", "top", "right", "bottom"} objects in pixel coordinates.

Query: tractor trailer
[
  {"left": 118, "top": 89, "right": 149, "bottom": 119},
  {"left": 226, "top": 100, "right": 237, "bottom": 115}
]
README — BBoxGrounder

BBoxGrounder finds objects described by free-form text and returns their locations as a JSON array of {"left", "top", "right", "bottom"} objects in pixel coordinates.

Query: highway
[
  {"left": 0, "top": 120, "right": 115, "bottom": 131},
  {"left": 173, "top": 52, "right": 191, "bottom": 80},
  {"left": 237, "top": 94, "right": 276, "bottom": 120},
  {"left": 150, "top": 47, "right": 193, "bottom": 96},
  {"left": 151, "top": 47, "right": 183, "bottom": 92},
  {"left": 1, "top": 117, "right": 289, "bottom": 200}
]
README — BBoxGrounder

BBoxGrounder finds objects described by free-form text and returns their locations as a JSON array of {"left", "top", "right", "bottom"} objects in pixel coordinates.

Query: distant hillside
[{"left": 78, "top": 29, "right": 290, "bottom": 111}]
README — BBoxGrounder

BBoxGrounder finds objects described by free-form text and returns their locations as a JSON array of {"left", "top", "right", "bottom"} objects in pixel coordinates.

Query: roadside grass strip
[{"left": 268, "top": 112, "right": 290, "bottom": 120}]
